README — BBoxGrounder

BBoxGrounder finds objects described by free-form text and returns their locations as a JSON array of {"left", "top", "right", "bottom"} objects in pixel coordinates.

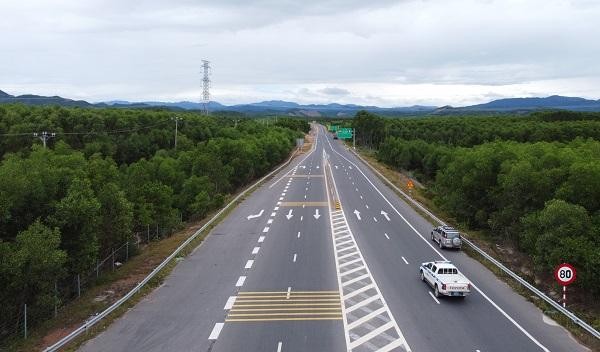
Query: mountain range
[{"left": 1, "top": 89, "right": 600, "bottom": 116}]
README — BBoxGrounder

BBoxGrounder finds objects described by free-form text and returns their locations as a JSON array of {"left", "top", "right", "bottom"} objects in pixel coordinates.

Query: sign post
[{"left": 554, "top": 263, "right": 576, "bottom": 308}]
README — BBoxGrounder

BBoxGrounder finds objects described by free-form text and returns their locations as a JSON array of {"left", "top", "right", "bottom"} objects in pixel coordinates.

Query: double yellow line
[{"left": 226, "top": 291, "right": 342, "bottom": 322}]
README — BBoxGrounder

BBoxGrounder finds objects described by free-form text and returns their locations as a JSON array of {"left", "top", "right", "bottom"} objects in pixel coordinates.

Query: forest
[
  {"left": 353, "top": 110, "right": 600, "bottom": 297},
  {"left": 0, "top": 104, "right": 307, "bottom": 341}
]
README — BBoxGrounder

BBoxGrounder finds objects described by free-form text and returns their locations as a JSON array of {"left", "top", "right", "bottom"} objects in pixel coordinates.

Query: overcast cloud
[{"left": 1, "top": 0, "right": 599, "bottom": 106}]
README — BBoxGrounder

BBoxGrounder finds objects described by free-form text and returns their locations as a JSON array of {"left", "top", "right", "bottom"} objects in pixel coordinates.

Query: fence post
[
  {"left": 77, "top": 274, "right": 81, "bottom": 298},
  {"left": 112, "top": 248, "right": 115, "bottom": 271},
  {"left": 126, "top": 240, "right": 129, "bottom": 262},
  {"left": 24, "top": 303, "right": 27, "bottom": 339}
]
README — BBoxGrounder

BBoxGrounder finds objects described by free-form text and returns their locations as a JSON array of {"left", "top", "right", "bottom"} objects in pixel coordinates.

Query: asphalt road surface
[{"left": 79, "top": 124, "right": 588, "bottom": 352}]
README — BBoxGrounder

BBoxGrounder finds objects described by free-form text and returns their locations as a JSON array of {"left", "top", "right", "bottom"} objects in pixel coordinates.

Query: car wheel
[
  {"left": 431, "top": 232, "right": 434, "bottom": 241},
  {"left": 420, "top": 271, "right": 425, "bottom": 281},
  {"left": 434, "top": 285, "right": 440, "bottom": 298}
]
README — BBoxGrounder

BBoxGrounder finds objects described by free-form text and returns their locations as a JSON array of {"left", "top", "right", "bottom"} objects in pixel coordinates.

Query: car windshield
[{"left": 446, "top": 232, "right": 460, "bottom": 239}]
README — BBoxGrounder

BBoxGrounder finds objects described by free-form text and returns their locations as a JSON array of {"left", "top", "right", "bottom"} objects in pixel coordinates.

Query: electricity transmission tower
[
  {"left": 172, "top": 116, "right": 182, "bottom": 149},
  {"left": 202, "top": 60, "right": 210, "bottom": 115}
]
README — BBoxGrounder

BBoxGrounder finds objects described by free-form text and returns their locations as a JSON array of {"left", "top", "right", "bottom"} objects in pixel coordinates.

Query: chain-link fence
[{"left": 0, "top": 222, "right": 178, "bottom": 348}]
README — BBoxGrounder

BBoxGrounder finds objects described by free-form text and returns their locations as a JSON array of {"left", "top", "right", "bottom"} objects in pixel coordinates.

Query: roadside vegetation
[
  {"left": 0, "top": 104, "right": 308, "bottom": 347},
  {"left": 350, "top": 110, "right": 600, "bottom": 323}
]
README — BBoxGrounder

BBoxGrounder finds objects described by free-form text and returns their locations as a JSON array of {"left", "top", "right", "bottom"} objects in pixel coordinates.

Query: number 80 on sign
[{"left": 554, "top": 263, "right": 576, "bottom": 286}]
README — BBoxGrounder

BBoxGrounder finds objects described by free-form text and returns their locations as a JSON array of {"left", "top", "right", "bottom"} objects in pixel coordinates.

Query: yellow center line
[
  {"left": 230, "top": 308, "right": 342, "bottom": 312},
  {"left": 238, "top": 291, "right": 339, "bottom": 294},
  {"left": 233, "top": 299, "right": 340, "bottom": 303},
  {"left": 232, "top": 303, "right": 341, "bottom": 307},
  {"left": 225, "top": 317, "right": 342, "bottom": 322},
  {"left": 235, "top": 295, "right": 340, "bottom": 299},
  {"left": 228, "top": 312, "right": 342, "bottom": 317}
]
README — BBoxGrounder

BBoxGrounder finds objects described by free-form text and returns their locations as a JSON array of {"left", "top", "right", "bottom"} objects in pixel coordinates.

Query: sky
[{"left": 1, "top": 0, "right": 600, "bottom": 107}]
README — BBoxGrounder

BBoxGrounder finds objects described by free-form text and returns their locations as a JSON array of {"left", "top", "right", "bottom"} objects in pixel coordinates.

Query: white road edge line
[{"left": 324, "top": 127, "right": 550, "bottom": 352}]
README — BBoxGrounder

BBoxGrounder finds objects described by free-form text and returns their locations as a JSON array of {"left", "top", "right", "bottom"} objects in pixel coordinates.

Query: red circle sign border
[{"left": 554, "top": 263, "right": 576, "bottom": 286}]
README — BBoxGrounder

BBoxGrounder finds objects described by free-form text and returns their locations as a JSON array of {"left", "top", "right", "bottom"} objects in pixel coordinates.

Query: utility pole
[
  {"left": 202, "top": 60, "right": 211, "bottom": 115},
  {"left": 172, "top": 116, "right": 181, "bottom": 149},
  {"left": 33, "top": 131, "right": 56, "bottom": 148},
  {"left": 234, "top": 119, "right": 240, "bottom": 128}
]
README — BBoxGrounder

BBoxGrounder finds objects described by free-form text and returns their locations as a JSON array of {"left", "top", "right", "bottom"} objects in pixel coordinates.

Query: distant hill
[
  {"left": 433, "top": 95, "right": 600, "bottom": 115},
  {"left": 0, "top": 90, "right": 93, "bottom": 107},
  {"left": 2, "top": 89, "right": 600, "bottom": 115}
]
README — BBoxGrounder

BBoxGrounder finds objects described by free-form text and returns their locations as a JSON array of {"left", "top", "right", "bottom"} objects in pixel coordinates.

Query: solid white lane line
[
  {"left": 245, "top": 260, "right": 254, "bottom": 269},
  {"left": 402, "top": 256, "right": 409, "bottom": 264},
  {"left": 326, "top": 134, "right": 550, "bottom": 352},
  {"left": 224, "top": 296, "right": 236, "bottom": 309},
  {"left": 277, "top": 341, "right": 283, "bottom": 352},
  {"left": 208, "top": 323, "right": 224, "bottom": 340},
  {"left": 428, "top": 291, "right": 441, "bottom": 304},
  {"left": 267, "top": 219, "right": 273, "bottom": 224},
  {"left": 297, "top": 231, "right": 301, "bottom": 238},
  {"left": 384, "top": 233, "right": 390, "bottom": 240},
  {"left": 263, "top": 227, "right": 270, "bottom": 233},
  {"left": 252, "top": 247, "right": 260, "bottom": 254},
  {"left": 293, "top": 253, "right": 297, "bottom": 262},
  {"left": 236, "top": 276, "right": 246, "bottom": 287},
  {"left": 258, "top": 236, "right": 265, "bottom": 243}
]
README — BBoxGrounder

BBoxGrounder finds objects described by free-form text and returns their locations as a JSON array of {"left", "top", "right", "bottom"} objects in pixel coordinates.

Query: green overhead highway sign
[{"left": 337, "top": 128, "right": 353, "bottom": 139}]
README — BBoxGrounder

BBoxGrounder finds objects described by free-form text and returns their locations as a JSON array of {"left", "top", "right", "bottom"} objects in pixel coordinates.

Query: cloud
[
  {"left": 1, "top": 0, "right": 599, "bottom": 106},
  {"left": 319, "top": 87, "right": 350, "bottom": 96}
]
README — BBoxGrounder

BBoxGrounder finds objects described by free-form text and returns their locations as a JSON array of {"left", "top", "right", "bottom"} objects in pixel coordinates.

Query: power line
[{"left": 0, "top": 119, "right": 172, "bottom": 137}]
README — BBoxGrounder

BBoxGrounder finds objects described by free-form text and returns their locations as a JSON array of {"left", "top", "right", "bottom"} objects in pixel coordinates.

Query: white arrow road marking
[
  {"left": 247, "top": 209, "right": 264, "bottom": 220},
  {"left": 314, "top": 209, "right": 321, "bottom": 219},
  {"left": 354, "top": 209, "right": 361, "bottom": 220},
  {"left": 286, "top": 209, "right": 294, "bottom": 220},
  {"left": 381, "top": 210, "right": 390, "bottom": 221}
]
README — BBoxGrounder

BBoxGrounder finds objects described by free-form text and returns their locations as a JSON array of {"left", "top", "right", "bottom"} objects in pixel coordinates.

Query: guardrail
[
  {"left": 44, "top": 146, "right": 305, "bottom": 351},
  {"left": 350, "top": 149, "right": 600, "bottom": 340}
]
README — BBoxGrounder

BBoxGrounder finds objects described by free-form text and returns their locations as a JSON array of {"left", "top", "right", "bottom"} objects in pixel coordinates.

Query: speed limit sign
[{"left": 554, "top": 263, "right": 576, "bottom": 286}]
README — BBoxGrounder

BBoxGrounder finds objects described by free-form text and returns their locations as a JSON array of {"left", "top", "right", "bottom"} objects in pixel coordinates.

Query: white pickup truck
[{"left": 420, "top": 261, "right": 471, "bottom": 298}]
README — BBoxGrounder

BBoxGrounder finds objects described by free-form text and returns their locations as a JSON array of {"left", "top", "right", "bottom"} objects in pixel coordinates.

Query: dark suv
[{"left": 431, "top": 226, "right": 462, "bottom": 249}]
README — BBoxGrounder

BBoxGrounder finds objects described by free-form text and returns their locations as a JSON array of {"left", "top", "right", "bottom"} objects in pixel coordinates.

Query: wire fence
[{"left": 0, "top": 222, "right": 177, "bottom": 348}]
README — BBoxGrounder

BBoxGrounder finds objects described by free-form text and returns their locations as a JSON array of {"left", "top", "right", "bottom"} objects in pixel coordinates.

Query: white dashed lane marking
[
  {"left": 235, "top": 276, "right": 246, "bottom": 287},
  {"left": 252, "top": 247, "right": 260, "bottom": 254}
]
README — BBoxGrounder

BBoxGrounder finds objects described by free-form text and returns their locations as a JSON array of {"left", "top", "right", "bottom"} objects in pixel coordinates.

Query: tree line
[
  {"left": 353, "top": 110, "right": 600, "bottom": 297},
  {"left": 0, "top": 104, "right": 307, "bottom": 339}
]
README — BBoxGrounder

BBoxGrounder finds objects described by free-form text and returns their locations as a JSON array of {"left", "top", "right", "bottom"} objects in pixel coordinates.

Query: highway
[{"left": 79, "top": 124, "right": 587, "bottom": 352}]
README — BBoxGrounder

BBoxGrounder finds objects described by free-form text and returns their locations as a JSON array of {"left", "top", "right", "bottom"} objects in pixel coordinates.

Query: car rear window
[
  {"left": 445, "top": 232, "right": 460, "bottom": 239},
  {"left": 438, "top": 268, "right": 458, "bottom": 274}
]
